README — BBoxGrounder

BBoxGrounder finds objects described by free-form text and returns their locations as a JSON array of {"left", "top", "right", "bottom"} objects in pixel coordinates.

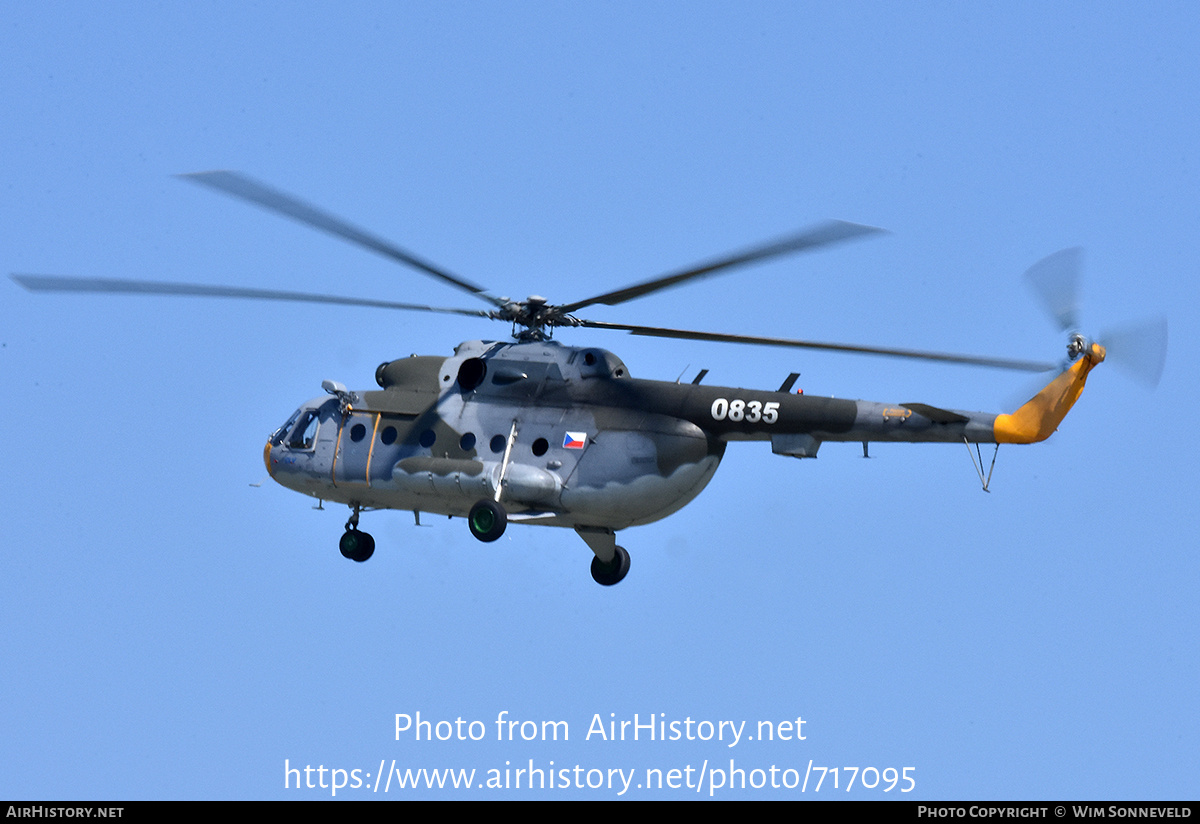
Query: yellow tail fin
[{"left": 993, "top": 343, "right": 1105, "bottom": 444}]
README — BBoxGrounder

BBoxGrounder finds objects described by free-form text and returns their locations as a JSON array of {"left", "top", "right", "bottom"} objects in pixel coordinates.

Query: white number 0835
[{"left": 710, "top": 398, "right": 780, "bottom": 424}]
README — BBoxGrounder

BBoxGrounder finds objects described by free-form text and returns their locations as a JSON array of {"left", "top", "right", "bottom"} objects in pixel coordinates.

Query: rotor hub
[{"left": 1066, "top": 333, "right": 1088, "bottom": 361}]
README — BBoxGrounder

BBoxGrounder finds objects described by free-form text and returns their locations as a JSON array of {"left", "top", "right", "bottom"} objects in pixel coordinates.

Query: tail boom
[{"left": 993, "top": 342, "right": 1105, "bottom": 444}]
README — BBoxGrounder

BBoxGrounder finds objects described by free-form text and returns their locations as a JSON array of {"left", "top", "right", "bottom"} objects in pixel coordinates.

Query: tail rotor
[{"left": 1023, "top": 248, "right": 1167, "bottom": 387}]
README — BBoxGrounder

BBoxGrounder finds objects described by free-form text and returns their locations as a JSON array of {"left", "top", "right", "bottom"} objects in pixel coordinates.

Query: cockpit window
[
  {"left": 269, "top": 409, "right": 302, "bottom": 446},
  {"left": 287, "top": 409, "right": 321, "bottom": 450}
]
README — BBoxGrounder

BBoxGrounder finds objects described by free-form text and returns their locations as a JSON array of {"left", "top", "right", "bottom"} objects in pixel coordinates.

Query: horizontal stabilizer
[{"left": 901, "top": 403, "right": 970, "bottom": 424}]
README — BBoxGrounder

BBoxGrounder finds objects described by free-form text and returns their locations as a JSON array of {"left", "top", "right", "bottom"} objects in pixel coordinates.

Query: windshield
[{"left": 269, "top": 409, "right": 301, "bottom": 446}]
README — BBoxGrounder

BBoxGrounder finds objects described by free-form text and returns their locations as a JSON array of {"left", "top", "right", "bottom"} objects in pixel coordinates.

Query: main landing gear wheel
[
  {"left": 590, "top": 545, "right": 630, "bottom": 586},
  {"left": 339, "top": 529, "right": 375, "bottom": 562},
  {"left": 468, "top": 500, "right": 507, "bottom": 542}
]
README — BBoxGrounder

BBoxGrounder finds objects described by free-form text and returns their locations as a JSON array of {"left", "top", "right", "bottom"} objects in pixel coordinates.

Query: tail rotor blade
[
  {"left": 1024, "top": 247, "right": 1082, "bottom": 332},
  {"left": 1102, "top": 316, "right": 1168, "bottom": 388}
]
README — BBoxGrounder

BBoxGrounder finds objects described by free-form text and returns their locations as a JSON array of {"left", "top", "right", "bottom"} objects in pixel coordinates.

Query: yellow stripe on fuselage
[{"left": 365, "top": 413, "right": 380, "bottom": 487}]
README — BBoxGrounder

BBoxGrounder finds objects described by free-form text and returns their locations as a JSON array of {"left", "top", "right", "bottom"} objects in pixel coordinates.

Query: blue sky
[{"left": 2, "top": 3, "right": 1197, "bottom": 800}]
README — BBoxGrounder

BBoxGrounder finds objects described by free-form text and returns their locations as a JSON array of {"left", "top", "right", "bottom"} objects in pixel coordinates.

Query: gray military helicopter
[{"left": 13, "top": 173, "right": 1164, "bottom": 586}]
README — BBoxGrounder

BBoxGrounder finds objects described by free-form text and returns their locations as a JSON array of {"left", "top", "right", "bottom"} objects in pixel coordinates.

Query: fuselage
[{"left": 264, "top": 338, "right": 1092, "bottom": 533}]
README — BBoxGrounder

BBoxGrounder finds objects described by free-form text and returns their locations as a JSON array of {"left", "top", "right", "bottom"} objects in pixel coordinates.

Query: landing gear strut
[
  {"left": 340, "top": 505, "right": 375, "bottom": 562},
  {"left": 576, "top": 527, "right": 631, "bottom": 586}
]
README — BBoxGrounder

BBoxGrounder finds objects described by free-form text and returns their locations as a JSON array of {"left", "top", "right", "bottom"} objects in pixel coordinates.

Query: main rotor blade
[
  {"left": 179, "top": 171, "right": 502, "bottom": 307},
  {"left": 578, "top": 319, "right": 1057, "bottom": 372},
  {"left": 1024, "top": 247, "right": 1082, "bottom": 332},
  {"left": 556, "top": 220, "right": 885, "bottom": 315},
  {"left": 10, "top": 274, "right": 492, "bottom": 318}
]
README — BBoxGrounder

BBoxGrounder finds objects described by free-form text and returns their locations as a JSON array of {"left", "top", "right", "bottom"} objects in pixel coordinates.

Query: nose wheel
[
  {"left": 339, "top": 506, "right": 375, "bottom": 562},
  {"left": 339, "top": 529, "right": 375, "bottom": 562}
]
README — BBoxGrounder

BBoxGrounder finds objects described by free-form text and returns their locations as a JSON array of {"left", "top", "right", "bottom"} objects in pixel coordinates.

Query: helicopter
[{"left": 11, "top": 172, "right": 1167, "bottom": 586}]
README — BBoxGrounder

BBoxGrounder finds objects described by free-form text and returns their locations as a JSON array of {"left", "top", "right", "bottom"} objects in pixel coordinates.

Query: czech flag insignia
[{"left": 563, "top": 431, "right": 587, "bottom": 450}]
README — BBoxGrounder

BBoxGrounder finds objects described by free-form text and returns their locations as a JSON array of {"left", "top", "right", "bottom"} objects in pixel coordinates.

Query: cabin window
[
  {"left": 350, "top": 423, "right": 367, "bottom": 442},
  {"left": 381, "top": 426, "right": 398, "bottom": 445},
  {"left": 532, "top": 437, "right": 549, "bottom": 457},
  {"left": 459, "top": 432, "right": 476, "bottom": 451},
  {"left": 490, "top": 435, "right": 506, "bottom": 454},
  {"left": 419, "top": 429, "right": 436, "bottom": 448}
]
